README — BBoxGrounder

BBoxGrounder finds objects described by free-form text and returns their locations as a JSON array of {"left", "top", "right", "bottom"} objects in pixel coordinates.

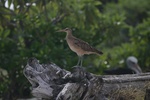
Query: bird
[
  {"left": 57, "top": 28, "right": 103, "bottom": 67},
  {"left": 104, "top": 56, "right": 142, "bottom": 75}
]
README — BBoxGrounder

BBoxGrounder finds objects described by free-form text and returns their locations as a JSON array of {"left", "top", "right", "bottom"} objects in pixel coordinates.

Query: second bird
[{"left": 57, "top": 28, "right": 103, "bottom": 67}]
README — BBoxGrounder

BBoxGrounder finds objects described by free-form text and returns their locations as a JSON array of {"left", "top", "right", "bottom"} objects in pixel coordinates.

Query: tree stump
[{"left": 23, "top": 58, "right": 150, "bottom": 100}]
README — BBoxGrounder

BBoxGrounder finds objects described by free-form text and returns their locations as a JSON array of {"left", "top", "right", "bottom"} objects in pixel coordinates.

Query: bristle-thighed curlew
[{"left": 57, "top": 28, "right": 103, "bottom": 66}]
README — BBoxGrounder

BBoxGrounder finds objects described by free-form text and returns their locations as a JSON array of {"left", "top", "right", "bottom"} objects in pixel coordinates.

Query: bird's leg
[
  {"left": 80, "top": 56, "right": 83, "bottom": 67},
  {"left": 76, "top": 56, "right": 83, "bottom": 67},
  {"left": 77, "top": 56, "right": 81, "bottom": 66}
]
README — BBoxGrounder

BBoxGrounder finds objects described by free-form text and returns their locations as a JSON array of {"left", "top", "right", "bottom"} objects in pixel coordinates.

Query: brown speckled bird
[{"left": 57, "top": 28, "right": 103, "bottom": 66}]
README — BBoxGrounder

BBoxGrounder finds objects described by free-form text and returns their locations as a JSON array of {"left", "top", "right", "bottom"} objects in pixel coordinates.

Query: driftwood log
[{"left": 23, "top": 58, "right": 150, "bottom": 100}]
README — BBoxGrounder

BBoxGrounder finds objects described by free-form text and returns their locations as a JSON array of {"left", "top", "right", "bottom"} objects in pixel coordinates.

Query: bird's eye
[{"left": 131, "top": 62, "right": 136, "bottom": 65}]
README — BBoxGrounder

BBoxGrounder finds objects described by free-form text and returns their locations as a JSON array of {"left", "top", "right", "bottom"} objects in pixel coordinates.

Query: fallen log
[{"left": 23, "top": 58, "right": 150, "bottom": 100}]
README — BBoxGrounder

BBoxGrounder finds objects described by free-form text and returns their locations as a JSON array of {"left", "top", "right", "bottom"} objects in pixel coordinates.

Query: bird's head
[
  {"left": 126, "top": 56, "right": 142, "bottom": 74},
  {"left": 57, "top": 28, "right": 72, "bottom": 33}
]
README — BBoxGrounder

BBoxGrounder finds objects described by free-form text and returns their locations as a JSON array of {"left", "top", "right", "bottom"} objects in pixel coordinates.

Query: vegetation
[
  {"left": 0, "top": 0, "right": 150, "bottom": 99},
  {"left": 109, "top": 87, "right": 145, "bottom": 100},
  {"left": 108, "top": 82, "right": 150, "bottom": 100}
]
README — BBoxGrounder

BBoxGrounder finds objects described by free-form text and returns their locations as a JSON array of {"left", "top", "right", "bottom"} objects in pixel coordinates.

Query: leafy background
[{"left": 0, "top": 0, "right": 150, "bottom": 99}]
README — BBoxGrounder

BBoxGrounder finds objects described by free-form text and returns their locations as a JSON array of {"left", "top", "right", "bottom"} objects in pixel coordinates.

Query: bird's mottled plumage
[
  {"left": 57, "top": 28, "right": 103, "bottom": 66},
  {"left": 72, "top": 36, "right": 103, "bottom": 55}
]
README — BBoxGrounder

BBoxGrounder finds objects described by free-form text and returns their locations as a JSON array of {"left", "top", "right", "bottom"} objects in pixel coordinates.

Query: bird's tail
[
  {"left": 95, "top": 49, "right": 103, "bottom": 55},
  {"left": 93, "top": 48, "right": 103, "bottom": 55}
]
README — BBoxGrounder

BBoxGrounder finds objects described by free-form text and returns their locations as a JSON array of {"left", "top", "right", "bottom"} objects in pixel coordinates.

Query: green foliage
[
  {"left": 98, "top": 0, "right": 150, "bottom": 73},
  {"left": 130, "top": 18, "right": 150, "bottom": 71},
  {"left": 0, "top": 0, "right": 150, "bottom": 99}
]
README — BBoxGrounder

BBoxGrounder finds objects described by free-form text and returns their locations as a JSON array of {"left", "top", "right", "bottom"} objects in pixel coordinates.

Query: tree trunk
[{"left": 23, "top": 58, "right": 150, "bottom": 100}]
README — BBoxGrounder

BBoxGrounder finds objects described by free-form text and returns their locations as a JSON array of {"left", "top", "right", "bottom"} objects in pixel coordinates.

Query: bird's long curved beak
[
  {"left": 135, "top": 64, "right": 142, "bottom": 73},
  {"left": 56, "top": 29, "right": 65, "bottom": 32}
]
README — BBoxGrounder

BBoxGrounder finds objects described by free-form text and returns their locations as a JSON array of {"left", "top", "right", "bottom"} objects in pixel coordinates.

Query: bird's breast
[{"left": 66, "top": 38, "right": 92, "bottom": 56}]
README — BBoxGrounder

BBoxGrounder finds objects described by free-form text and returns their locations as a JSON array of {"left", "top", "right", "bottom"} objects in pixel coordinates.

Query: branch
[{"left": 23, "top": 58, "right": 150, "bottom": 100}]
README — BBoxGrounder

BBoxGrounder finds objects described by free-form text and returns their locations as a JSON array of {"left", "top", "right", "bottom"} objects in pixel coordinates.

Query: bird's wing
[
  {"left": 104, "top": 68, "right": 134, "bottom": 75},
  {"left": 73, "top": 37, "right": 103, "bottom": 54}
]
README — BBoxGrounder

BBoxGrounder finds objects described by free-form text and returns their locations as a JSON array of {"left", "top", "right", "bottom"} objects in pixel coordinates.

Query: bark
[{"left": 23, "top": 58, "right": 150, "bottom": 100}]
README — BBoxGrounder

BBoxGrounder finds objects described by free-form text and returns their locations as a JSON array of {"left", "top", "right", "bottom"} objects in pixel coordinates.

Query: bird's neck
[{"left": 66, "top": 32, "right": 73, "bottom": 39}]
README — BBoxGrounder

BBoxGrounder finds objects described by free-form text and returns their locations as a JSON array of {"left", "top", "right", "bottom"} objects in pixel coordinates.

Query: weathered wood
[{"left": 23, "top": 58, "right": 150, "bottom": 100}]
